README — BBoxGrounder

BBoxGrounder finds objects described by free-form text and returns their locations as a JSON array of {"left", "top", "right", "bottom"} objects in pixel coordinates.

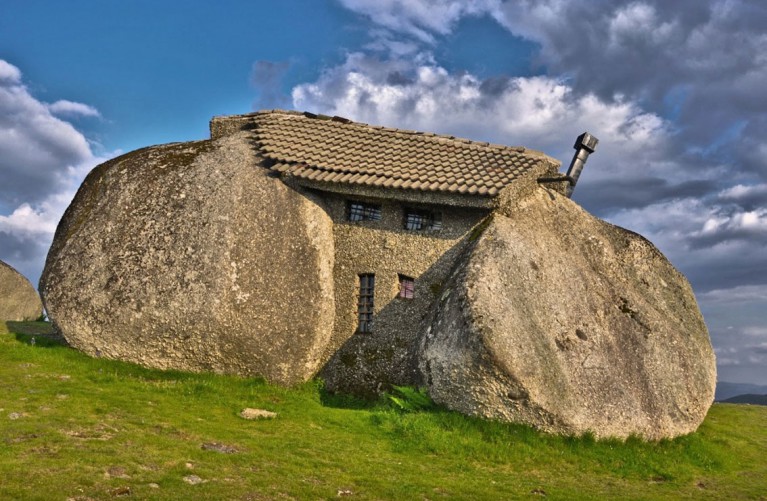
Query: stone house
[
  {"left": 43, "top": 109, "right": 716, "bottom": 438},
  {"left": 210, "top": 110, "right": 563, "bottom": 394}
]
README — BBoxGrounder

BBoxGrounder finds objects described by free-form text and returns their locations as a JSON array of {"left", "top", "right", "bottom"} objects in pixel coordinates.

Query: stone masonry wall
[{"left": 318, "top": 193, "right": 489, "bottom": 394}]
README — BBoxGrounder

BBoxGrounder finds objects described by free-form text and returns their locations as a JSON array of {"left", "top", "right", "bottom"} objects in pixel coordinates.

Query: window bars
[
  {"left": 358, "top": 273, "right": 375, "bottom": 333},
  {"left": 398, "top": 275, "right": 415, "bottom": 299},
  {"left": 348, "top": 201, "right": 382, "bottom": 222},
  {"left": 404, "top": 208, "right": 442, "bottom": 231}
]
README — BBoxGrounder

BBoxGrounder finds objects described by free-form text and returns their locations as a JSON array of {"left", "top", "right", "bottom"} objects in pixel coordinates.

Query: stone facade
[{"left": 316, "top": 192, "right": 488, "bottom": 394}]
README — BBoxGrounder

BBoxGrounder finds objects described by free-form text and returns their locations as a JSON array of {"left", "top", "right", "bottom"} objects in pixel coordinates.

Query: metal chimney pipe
[{"left": 565, "top": 132, "right": 599, "bottom": 198}]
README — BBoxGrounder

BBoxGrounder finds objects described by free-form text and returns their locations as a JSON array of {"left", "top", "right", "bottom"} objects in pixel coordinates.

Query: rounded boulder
[
  {"left": 0, "top": 260, "right": 43, "bottom": 321},
  {"left": 419, "top": 186, "right": 716, "bottom": 440},
  {"left": 41, "top": 132, "right": 335, "bottom": 384}
]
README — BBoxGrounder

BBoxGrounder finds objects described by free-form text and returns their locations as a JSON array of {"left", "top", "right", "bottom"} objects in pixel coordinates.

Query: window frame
[
  {"left": 357, "top": 273, "right": 375, "bottom": 333},
  {"left": 398, "top": 274, "right": 415, "bottom": 299},
  {"left": 403, "top": 207, "right": 442, "bottom": 231},
  {"left": 347, "top": 200, "right": 382, "bottom": 222}
]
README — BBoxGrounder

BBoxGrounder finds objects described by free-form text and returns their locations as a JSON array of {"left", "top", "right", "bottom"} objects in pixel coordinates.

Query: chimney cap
[{"left": 574, "top": 132, "right": 598, "bottom": 153}]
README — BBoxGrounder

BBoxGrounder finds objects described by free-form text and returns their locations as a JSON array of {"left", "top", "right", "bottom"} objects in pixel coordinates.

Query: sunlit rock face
[
  {"left": 40, "top": 132, "right": 335, "bottom": 385},
  {"left": 0, "top": 260, "right": 43, "bottom": 322},
  {"left": 419, "top": 183, "right": 716, "bottom": 440}
]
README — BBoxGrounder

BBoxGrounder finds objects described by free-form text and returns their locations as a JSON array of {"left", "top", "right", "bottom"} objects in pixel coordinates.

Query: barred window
[
  {"left": 404, "top": 208, "right": 442, "bottom": 231},
  {"left": 357, "top": 274, "right": 375, "bottom": 333},
  {"left": 348, "top": 201, "right": 382, "bottom": 222},
  {"left": 398, "top": 275, "right": 415, "bottom": 299}
]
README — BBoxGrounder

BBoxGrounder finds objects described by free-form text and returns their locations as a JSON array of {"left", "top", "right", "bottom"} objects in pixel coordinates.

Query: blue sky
[{"left": 1, "top": 0, "right": 766, "bottom": 385}]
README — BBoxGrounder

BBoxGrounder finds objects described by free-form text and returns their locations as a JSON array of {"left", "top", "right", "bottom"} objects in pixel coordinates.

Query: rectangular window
[
  {"left": 404, "top": 208, "right": 442, "bottom": 231},
  {"left": 348, "top": 201, "right": 382, "bottom": 222},
  {"left": 358, "top": 274, "right": 375, "bottom": 333},
  {"left": 398, "top": 275, "right": 415, "bottom": 299}
]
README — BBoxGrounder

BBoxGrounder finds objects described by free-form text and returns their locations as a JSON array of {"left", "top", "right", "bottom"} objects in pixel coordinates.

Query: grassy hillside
[{"left": 2, "top": 321, "right": 766, "bottom": 500}]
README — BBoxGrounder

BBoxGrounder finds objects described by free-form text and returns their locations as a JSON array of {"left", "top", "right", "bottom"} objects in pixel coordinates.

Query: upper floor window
[
  {"left": 398, "top": 275, "right": 415, "bottom": 299},
  {"left": 347, "top": 201, "right": 382, "bottom": 222},
  {"left": 404, "top": 208, "right": 442, "bottom": 231}
]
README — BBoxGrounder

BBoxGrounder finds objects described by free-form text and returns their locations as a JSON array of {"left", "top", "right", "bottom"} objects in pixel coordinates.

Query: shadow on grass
[
  {"left": 5, "top": 320, "right": 69, "bottom": 348},
  {"left": 318, "top": 384, "right": 380, "bottom": 410}
]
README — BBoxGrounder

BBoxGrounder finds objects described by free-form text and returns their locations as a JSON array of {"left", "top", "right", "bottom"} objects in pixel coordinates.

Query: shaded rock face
[
  {"left": 0, "top": 260, "right": 43, "bottom": 321},
  {"left": 419, "top": 185, "right": 716, "bottom": 440},
  {"left": 40, "top": 132, "right": 335, "bottom": 385}
]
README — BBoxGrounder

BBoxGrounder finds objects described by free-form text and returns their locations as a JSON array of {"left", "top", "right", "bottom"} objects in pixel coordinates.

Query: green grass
[{"left": 2, "top": 322, "right": 766, "bottom": 500}]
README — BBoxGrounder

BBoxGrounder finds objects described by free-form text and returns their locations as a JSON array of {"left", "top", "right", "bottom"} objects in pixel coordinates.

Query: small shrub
[{"left": 385, "top": 386, "right": 435, "bottom": 412}]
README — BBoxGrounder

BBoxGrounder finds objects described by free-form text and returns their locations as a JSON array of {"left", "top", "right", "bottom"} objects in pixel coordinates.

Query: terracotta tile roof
[{"left": 241, "top": 110, "right": 560, "bottom": 197}]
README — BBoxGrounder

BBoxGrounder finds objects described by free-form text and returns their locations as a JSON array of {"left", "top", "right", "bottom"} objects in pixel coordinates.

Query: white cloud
[
  {"left": 607, "top": 3, "right": 675, "bottom": 50},
  {"left": 743, "top": 326, "right": 767, "bottom": 337},
  {"left": 0, "top": 61, "right": 94, "bottom": 207},
  {"left": 338, "top": 0, "right": 502, "bottom": 43},
  {"left": 0, "top": 203, "right": 59, "bottom": 237},
  {"left": 292, "top": 52, "right": 670, "bottom": 165},
  {"left": 699, "top": 285, "right": 767, "bottom": 305},
  {"left": 339, "top": 1, "right": 767, "bottom": 178},
  {"left": 47, "top": 99, "right": 101, "bottom": 118},
  {"left": 719, "top": 183, "right": 767, "bottom": 200},
  {"left": 0, "top": 59, "right": 112, "bottom": 285},
  {"left": 718, "top": 183, "right": 767, "bottom": 209},
  {"left": 0, "top": 60, "right": 22, "bottom": 83},
  {"left": 698, "top": 208, "right": 767, "bottom": 237}
]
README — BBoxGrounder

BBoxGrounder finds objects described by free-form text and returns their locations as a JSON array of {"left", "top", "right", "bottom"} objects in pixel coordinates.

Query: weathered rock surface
[
  {"left": 40, "top": 132, "right": 335, "bottom": 385},
  {"left": 419, "top": 184, "right": 716, "bottom": 440},
  {"left": 0, "top": 260, "right": 43, "bottom": 321}
]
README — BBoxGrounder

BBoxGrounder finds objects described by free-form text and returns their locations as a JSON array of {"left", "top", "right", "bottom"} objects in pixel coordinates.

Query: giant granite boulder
[
  {"left": 40, "top": 132, "right": 335, "bottom": 384},
  {"left": 419, "top": 181, "right": 716, "bottom": 440},
  {"left": 1, "top": 260, "right": 43, "bottom": 322}
]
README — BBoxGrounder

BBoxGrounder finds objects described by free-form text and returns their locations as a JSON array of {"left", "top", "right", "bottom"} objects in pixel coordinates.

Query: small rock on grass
[
  {"left": 183, "top": 475, "right": 205, "bottom": 485},
  {"left": 201, "top": 442, "right": 239, "bottom": 454},
  {"left": 109, "top": 486, "right": 131, "bottom": 497},
  {"left": 104, "top": 466, "right": 130, "bottom": 479},
  {"left": 239, "top": 408, "right": 277, "bottom": 420}
]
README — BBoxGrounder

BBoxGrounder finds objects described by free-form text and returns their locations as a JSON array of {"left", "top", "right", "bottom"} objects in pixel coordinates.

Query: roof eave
[{"left": 285, "top": 176, "right": 497, "bottom": 209}]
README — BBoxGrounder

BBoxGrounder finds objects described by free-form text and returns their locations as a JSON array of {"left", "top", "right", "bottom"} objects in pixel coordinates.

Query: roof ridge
[
  {"left": 240, "top": 109, "right": 539, "bottom": 156},
  {"left": 288, "top": 112, "right": 536, "bottom": 154}
]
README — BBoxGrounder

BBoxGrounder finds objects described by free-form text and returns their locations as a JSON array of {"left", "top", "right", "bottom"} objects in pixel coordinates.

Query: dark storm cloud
[
  {"left": 575, "top": 178, "right": 717, "bottom": 213},
  {"left": 386, "top": 71, "right": 415, "bottom": 86},
  {"left": 0, "top": 233, "right": 49, "bottom": 287},
  {"left": 718, "top": 183, "right": 767, "bottom": 210},
  {"left": 686, "top": 252, "right": 767, "bottom": 292},
  {"left": 498, "top": 0, "right": 767, "bottom": 178}
]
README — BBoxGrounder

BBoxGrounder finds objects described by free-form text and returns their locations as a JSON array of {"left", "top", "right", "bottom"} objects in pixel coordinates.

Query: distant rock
[
  {"left": 419, "top": 184, "right": 716, "bottom": 440},
  {"left": 0, "top": 260, "right": 42, "bottom": 321},
  {"left": 40, "top": 132, "right": 336, "bottom": 385}
]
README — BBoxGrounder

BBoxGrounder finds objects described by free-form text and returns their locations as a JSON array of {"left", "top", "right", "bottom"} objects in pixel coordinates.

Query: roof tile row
[{"left": 243, "top": 110, "right": 558, "bottom": 197}]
